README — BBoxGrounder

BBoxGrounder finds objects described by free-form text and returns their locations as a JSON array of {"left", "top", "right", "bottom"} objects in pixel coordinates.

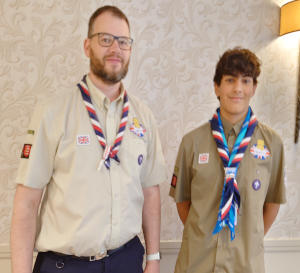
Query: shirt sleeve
[
  {"left": 140, "top": 111, "right": 167, "bottom": 188},
  {"left": 265, "top": 134, "right": 286, "bottom": 204},
  {"left": 169, "top": 136, "right": 193, "bottom": 202},
  {"left": 15, "top": 102, "right": 59, "bottom": 189}
]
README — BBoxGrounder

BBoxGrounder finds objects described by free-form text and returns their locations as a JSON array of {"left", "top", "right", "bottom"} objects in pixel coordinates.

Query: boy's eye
[{"left": 242, "top": 78, "right": 252, "bottom": 84}]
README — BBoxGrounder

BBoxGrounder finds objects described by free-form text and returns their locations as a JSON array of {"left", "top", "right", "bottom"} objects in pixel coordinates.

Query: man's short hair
[
  {"left": 213, "top": 47, "right": 261, "bottom": 86},
  {"left": 88, "top": 5, "right": 130, "bottom": 38}
]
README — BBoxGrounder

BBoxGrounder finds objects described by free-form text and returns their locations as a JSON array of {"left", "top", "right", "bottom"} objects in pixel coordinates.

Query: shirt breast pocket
[
  {"left": 191, "top": 152, "right": 223, "bottom": 199},
  {"left": 240, "top": 153, "right": 272, "bottom": 229},
  {"left": 120, "top": 131, "right": 148, "bottom": 178}
]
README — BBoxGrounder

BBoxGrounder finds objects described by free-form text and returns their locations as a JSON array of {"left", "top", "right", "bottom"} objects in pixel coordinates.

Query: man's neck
[
  {"left": 220, "top": 109, "right": 248, "bottom": 125},
  {"left": 88, "top": 72, "right": 121, "bottom": 102}
]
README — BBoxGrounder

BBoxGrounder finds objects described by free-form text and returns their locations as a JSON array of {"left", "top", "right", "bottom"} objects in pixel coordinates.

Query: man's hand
[{"left": 144, "top": 260, "right": 160, "bottom": 273}]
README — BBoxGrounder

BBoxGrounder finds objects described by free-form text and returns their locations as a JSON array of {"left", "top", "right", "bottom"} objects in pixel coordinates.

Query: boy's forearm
[{"left": 263, "top": 203, "right": 280, "bottom": 235}]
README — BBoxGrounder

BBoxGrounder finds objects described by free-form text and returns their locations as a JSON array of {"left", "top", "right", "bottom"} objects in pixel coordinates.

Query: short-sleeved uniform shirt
[
  {"left": 16, "top": 76, "right": 167, "bottom": 256},
  {"left": 169, "top": 117, "right": 286, "bottom": 273}
]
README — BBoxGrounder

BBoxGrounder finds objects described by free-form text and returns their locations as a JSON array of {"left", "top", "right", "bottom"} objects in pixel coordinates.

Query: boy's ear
[{"left": 214, "top": 82, "right": 220, "bottom": 98}]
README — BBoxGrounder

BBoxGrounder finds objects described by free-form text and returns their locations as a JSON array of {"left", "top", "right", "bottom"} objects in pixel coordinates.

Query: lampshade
[{"left": 280, "top": 1, "right": 300, "bottom": 36}]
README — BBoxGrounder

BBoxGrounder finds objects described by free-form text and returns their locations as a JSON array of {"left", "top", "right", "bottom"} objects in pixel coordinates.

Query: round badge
[
  {"left": 138, "top": 154, "right": 143, "bottom": 165},
  {"left": 252, "top": 179, "right": 261, "bottom": 191}
]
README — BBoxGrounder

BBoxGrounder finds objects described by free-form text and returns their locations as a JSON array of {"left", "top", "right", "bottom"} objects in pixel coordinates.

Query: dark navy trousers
[{"left": 32, "top": 236, "right": 144, "bottom": 273}]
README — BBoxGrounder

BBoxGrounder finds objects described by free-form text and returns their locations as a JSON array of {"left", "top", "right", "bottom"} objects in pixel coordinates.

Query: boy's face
[{"left": 214, "top": 74, "right": 257, "bottom": 123}]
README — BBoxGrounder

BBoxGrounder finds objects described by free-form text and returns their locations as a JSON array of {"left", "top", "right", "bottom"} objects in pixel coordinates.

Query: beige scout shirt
[
  {"left": 16, "top": 76, "right": 167, "bottom": 256},
  {"left": 169, "top": 117, "right": 286, "bottom": 273}
]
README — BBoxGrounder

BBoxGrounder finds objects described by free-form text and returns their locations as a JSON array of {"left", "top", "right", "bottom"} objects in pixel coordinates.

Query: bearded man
[{"left": 11, "top": 6, "right": 167, "bottom": 273}]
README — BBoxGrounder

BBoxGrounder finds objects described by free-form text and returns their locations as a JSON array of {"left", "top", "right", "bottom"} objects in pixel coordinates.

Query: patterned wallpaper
[{"left": 1, "top": 0, "right": 299, "bottom": 245}]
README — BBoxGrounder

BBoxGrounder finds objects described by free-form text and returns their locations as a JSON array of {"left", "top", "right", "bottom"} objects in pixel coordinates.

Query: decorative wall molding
[
  {"left": 160, "top": 239, "right": 300, "bottom": 253},
  {"left": 2, "top": 240, "right": 300, "bottom": 259}
]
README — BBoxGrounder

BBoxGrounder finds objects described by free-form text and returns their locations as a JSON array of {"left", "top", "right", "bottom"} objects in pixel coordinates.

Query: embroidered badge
[
  {"left": 77, "top": 135, "right": 90, "bottom": 145},
  {"left": 250, "top": 139, "right": 270, "bottom": 160},
  {"left": 171, "top": 174, "right": 177, "bottom": 188},
  {"left": 27, "top": 130, "right": 35, "bottom": 135},
  {"left": 198, "top": 153, "right": 209, "bottom": 164},
  {"left": 138, "top": 154, "right": 143, "bottom": 165},
  {"left": 252, "top": 179, "right": 261, "bottom": 191},
  {"left": 21, "top": 144, "right": 32, "bottom": 159},
  {"left": 130, "top": 118, "right": 146, "bottom": 137}
]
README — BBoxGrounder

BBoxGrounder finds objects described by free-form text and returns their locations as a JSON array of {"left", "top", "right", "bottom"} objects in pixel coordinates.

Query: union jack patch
[
  {"left": 21, "top": 144, "right": 32, "bottom": 159},
  {"left": 250, "top": 141, "right": 270, "bottom": 160},
  {"left": 77, "top": 135, "right": 90, "bottom": 145},
  {"left": 171, "top": 174, "right": 177, "bottom": 188}
]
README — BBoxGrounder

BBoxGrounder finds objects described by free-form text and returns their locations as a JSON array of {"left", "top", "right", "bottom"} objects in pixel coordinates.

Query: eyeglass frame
[{"left": 88, "top": 32, "right": 133, "bottom": 50}]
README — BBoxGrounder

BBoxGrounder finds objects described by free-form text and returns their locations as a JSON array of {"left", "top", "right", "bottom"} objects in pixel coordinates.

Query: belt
[{"left": 46, "top": 236, "right": 137, "bottom": 262}]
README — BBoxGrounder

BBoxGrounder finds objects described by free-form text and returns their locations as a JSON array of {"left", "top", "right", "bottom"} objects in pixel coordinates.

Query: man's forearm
[
  {"left": 11, "top": 185, "right": 43, "bottom": 273},
  {"left": 142, "top": 185, "right": 161, "bottom": 273},
  {"left": 142, "top": 185, "right": 161, "bottom": 254}
]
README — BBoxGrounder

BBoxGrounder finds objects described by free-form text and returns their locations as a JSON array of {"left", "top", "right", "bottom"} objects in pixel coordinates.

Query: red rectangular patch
[
  {"left": 171, "top": 174, "right": 177, "bottom": 188},
  {"left": 21, "top": 144, "right": 32, "bottom": 159}
]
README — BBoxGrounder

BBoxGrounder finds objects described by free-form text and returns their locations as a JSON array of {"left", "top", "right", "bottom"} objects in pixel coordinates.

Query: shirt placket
[
  {"left": 214, "top": 128, "right": 237, "bottom": 273},
  {"left": 106, "top": 101, "right": 121, "bottom": 248}
]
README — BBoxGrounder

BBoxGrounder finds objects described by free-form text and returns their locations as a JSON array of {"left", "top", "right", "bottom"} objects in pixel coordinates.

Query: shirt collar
[
  {"left": 86, "top": 75, "right": 125, "bottom": 110},
  {"left": 221, "top": 116, "right": 243, "bottom": 138}
]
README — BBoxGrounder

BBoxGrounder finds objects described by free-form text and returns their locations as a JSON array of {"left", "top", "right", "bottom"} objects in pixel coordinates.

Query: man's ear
[{"left": 83, "top": 38, "right": 90, "bottom": 58}]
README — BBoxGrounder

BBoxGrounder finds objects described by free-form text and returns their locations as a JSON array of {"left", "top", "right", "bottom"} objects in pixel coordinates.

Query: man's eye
[
  {"left": 101, "top": 37, "right": 112, "bottom": 44},
  {"left": 119, "top": 39, "right": 128, "bottom": 46}
]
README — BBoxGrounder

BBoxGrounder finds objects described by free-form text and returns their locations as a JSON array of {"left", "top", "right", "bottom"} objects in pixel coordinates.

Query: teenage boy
[{"left": 170, "top": 47, "right": 286, "bottom": 273}]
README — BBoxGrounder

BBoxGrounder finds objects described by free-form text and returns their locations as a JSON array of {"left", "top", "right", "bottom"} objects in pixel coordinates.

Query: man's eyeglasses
[{"left": 89, "top": 32, "right": 133, "bottom": 50}]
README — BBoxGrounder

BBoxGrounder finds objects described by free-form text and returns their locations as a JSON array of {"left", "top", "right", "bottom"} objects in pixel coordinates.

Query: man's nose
[{"left": 109, "top": 38, "right": 121, "bottom": 51}]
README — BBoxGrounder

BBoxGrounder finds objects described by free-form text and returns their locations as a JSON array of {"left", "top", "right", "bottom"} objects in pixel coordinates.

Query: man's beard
[{"left": 90, "top": 49, "right": 129, "bottom": 84}]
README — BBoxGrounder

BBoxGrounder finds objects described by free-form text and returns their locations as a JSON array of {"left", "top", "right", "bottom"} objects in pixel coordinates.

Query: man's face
[
  {"left": 84, "top": 12, "right": 131, "bottom": 84},
  {"left": 214, "top": 74, "right": 256, "bottom": 123}
]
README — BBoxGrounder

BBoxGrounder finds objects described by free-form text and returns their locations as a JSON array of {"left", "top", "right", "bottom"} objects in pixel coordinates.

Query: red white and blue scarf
[
  {"left": 77, "top": 75, "right": 129, "bottom": 170},
  {"left": 211, "top": 107, "right": 257, "bottom": 240}
]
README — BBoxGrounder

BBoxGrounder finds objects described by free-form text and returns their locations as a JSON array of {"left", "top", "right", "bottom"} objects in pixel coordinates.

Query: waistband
[{"left": 44, "top": 236, "right": 139, "bottom": 262}]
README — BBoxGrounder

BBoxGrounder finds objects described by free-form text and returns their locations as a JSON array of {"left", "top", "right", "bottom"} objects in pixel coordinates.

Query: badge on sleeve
[
  {"left": 21, "top": 144, "right": 32, "bottom": 159},
  {"left": 250, "top": 139, "right": 270, "bottom": 160},
  {"left": 171, "top": 174, "right": 177, "bottom": 188},
  {"left": 130, "top": 118, "right": 146, "bottom": 137}
]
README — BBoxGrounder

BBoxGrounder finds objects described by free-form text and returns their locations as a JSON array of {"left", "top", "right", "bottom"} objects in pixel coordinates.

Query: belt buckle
[{"left": 89, "top": 251, "right": 107, "bottom": 261}]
